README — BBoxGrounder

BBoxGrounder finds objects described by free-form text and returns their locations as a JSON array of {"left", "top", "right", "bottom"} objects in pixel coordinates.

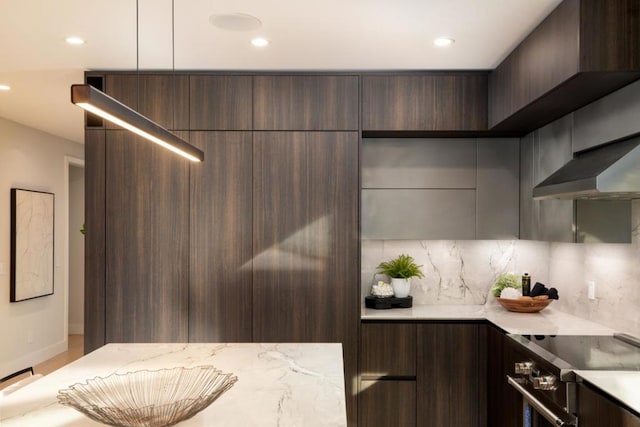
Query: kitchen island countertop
[{"left": 0, "top": 343, "right": 347, "bottom": 426}]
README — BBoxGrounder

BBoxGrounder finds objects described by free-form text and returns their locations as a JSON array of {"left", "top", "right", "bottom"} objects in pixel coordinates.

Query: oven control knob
[
  {"left": 532, "top": 375, "right": 558, "bottom": 391},
  {"left": 514, "top": 361, "right": 534, "bottom": 375}
]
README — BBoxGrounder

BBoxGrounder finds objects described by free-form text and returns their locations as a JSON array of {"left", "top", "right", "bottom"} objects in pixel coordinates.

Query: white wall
[
  {"left": 68, "top": 165, "right": 84, "bottom": 335},
  {"left": 0, "top": 116, "right": 83, "bottom": 377}
]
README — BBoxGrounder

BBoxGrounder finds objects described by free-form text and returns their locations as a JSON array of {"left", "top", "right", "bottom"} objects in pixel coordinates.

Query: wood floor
[{"left": 1, "top": 335, "right": 84, "bottom": 391}]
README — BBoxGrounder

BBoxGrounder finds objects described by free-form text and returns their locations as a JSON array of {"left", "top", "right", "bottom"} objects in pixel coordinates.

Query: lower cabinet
[
  {"left": 359, "top": 321, "right": 485, "bottom": 427},
  {"left": 486, "top": 324, "right": 521, "bottom": 427},
  {"left": 578, "top": 383, "right": 640, "bottom": 427},
  {"left": 417, "top": 323, "right": 486, "bottom": 427}
]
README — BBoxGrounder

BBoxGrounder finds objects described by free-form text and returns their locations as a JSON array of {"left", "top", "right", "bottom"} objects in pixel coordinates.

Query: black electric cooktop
[{"left": 509, "top": 334, "right": 640, "bottom": 371}]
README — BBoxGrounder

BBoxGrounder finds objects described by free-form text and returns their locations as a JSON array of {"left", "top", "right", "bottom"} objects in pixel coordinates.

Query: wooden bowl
[{"left": 497, "top": 297, "right": 553, "bottom": 313}]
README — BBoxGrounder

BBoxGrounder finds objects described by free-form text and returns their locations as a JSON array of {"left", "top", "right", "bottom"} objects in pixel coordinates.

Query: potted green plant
[{"left": 377, "top": 254, "right": 424, "bottom": 298}]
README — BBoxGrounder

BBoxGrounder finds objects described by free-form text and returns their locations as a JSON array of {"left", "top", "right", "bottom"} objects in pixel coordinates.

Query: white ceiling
[{"left": 0, "top": 0, "right": 562, "bottom": 144}]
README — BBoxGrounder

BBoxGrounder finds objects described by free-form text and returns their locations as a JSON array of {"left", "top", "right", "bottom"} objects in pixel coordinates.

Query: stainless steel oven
[
  {"left": 507, "top": 341, "right": 577, "bottom": 427},
  {"left": 506, "top": 333, "right": 640, "bottom": 427}
]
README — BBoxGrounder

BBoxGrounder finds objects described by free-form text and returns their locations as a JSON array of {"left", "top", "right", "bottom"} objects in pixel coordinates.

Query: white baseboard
[
  {"left": 1, "top": 339, "right": 67, "bottom": 378},
  {"left": 68, "top": 323, "right": 84, "bottom": 335}
]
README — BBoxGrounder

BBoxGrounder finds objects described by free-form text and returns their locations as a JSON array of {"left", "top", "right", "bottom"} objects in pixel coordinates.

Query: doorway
[{"left": 67, "top": 160, "right": 84, "bottom": 335}]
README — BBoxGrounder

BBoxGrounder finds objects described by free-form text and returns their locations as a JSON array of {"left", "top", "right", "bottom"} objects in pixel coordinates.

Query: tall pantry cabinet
[{"left": 84, "top": 73, "right": 360, "bottom": 424}]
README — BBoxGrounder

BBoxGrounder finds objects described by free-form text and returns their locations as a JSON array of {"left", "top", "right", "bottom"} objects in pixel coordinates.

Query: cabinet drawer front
[
  {"left": 359, "top": 380, "right": 416, "bottom": 427},
  {"left": 361, "top": 323, "right": 416, "bottom": 378}
]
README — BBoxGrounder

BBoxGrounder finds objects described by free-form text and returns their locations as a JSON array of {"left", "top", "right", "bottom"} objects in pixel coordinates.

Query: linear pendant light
[{"left": 71, "top": 84, "right": 203, "bottom": 162}]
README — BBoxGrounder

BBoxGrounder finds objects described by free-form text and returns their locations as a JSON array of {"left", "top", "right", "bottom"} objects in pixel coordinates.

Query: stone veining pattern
[{"left": 362, "top": 201, "right": 640, "bottom": 338}]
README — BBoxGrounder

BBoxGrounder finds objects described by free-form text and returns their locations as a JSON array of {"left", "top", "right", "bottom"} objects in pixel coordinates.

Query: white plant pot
[{"left": 391, "top": 278, "right": 411, "bottom": 298}]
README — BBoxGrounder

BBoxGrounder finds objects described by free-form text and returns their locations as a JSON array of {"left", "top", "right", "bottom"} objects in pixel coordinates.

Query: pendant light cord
[{"left": 136, "top": 0, "right": 140, "bottom": 109}]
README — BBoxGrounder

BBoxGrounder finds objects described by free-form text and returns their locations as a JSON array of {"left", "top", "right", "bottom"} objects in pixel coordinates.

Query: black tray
[{"left": 365, "top": 295, "right": 413, "bottom": 309}]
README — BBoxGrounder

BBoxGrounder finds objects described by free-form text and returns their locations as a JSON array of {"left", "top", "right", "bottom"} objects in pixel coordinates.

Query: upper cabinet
[
  {"left": 362, "top": 74, "right": 488, "bottom": 131},
  {"left": 190, "top": 76, "right": 253, "bottom": 130},
  {"left": 102, "top": 74, "right": 190, "bottom": 131},
  {"left": 253, "top": 75, "right": 359, "bottom": 130},
  {"left": 489, "top": 0, "right": 640, "bottom": 133}
]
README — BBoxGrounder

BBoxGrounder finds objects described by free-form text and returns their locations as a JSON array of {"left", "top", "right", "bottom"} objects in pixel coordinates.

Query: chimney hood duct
[{"left": 533, "top": 136, "right": 640, "bottom": 200}]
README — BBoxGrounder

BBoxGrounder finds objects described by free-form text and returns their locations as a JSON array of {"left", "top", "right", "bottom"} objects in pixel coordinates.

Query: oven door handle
[{"left": 507, "top": 375, "right": 577, "bottom": 427}]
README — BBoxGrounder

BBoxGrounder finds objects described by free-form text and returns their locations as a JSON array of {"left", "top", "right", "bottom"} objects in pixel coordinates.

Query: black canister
[{"left": 522, "top": 273, "right": 531, "bottom": 296}]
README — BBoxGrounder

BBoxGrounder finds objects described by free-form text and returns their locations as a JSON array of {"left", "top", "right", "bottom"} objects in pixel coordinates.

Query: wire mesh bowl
[{"left": 57, "top": 366, "right": 237, "bottom": 427}]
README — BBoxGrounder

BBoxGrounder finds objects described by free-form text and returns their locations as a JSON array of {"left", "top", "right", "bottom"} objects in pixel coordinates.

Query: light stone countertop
[
  {"left": 0, "top": 343, "right": 347, "bottom": 427},
  {"left": 362, "top": 304, "right": 617, "bottom": 335}
]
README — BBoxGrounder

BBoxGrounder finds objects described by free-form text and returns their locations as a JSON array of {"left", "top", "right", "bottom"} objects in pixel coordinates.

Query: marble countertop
[
  {"left": 362, "top": 304, "right": 617, "bottom": 335},
  {"left": 0, "top": 343, "right": 347, "bottom": 427},
  {"left": 575, "top": 371, "right": 640, "bottom": 416}
]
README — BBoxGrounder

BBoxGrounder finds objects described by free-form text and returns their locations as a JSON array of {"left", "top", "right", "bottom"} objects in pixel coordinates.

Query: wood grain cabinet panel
[
  {"left": 84, "top": 130, "right": 106, "bottom": 354},
  {"left": 359, "top": 380, "right": 416, "bottom": 427},
  {"left": 189, "top": 75, "right": 252, "bottom": 130},
  {"left": 105, "top": 131, "right": 190, "bottom": 343},
  {"left": 253, "top": 131, "right": 359, "bottom": 423},
  {"left": 362, "top": 74, "right": 488, "bottom": 131},
  {"left": 189, "top": 131, "right": 253, "bottom": 342},
  {"left": 104, "top": 74, "right": 189, "bottom": 130},
  {"left": 253, "top": 76, "right": 359, "bottom": 130},
  {"left": 489, "top": 0, "right": 640, "bottom": 132},
  {"left": 486, "top": 325, "right": 521, "bottom": 427},
  {"left": 361, "top": 322, "right": 416, "bottom": 378},
  {"left": 417, "top": 323, "right": 486, "bottom": 427}
]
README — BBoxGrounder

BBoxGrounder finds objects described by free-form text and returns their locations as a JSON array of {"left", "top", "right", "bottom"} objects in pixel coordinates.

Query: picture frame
[{"left": 10, "top": 188, "right": 55, "bottom": 302}]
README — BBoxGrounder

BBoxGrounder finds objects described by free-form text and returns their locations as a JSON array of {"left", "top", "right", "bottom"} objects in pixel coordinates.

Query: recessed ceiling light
[
  {"left": 0, "top": 84, "right": 10, "bottom": 91},
  {"left": 210, "top": 13, "right": 262, "bottom": 32},
  {"left": 65, "top": 36, "right": 86, "bottom": 45},
  {"left": 251, "top": 37, "right": 270, "bottom": 47},
  {"left": 434, "top": 37, "right": 455, "bottom": 47}
]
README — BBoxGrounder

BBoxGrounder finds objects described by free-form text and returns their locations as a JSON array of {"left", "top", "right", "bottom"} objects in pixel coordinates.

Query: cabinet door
[
  {"left": 105, "top": 131, "right": 190, "bottom": 343},
  {"left": 362, "top": 74, "right": 487, "bottom": 131},
  {"left": 188, "top": 132, "right": 253, "bottom": 342},
  {"left": 417, "top": 323, "right": 486, "bottom": 427},
  {"left": 361, "top": 322, "right": 416, "bottom": 378},
  {"left": 189, "top": 75, "right": 253, "bottom": 130},
  {"left": 253, "top": 131, "right": 359, "bottom": 422},
  {"left": 360, "top": 380, "right": 416, "bottom": 427},
  {"left": 486, "top": 325, "right": 521, "bottom": 427},
  {"left": 105, "top": 74, "right": 189, "bottom": 130},
  {"left": 578, "top": 383, "right": 640, "bottom": 427},
  {"left": 253, "top": 76, "right": 359, "bottom": 130}
]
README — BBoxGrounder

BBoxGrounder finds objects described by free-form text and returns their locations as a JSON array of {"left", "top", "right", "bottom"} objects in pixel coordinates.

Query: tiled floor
[{"left": 1, "top": 335, "right": 84, "bottom": 390}]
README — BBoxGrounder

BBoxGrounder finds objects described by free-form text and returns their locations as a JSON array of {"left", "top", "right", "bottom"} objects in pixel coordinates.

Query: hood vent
[{"left": 533, "top": 136, "right": 640, "bottom": 200}]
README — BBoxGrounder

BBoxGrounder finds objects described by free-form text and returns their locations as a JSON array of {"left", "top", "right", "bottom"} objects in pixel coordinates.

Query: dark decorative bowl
[{"left": 57, "top": 366, "right": 237, "bottom": 427}]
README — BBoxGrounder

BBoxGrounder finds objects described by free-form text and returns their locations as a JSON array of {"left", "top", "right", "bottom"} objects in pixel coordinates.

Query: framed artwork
[{"left": 10, "top": 188, "right": 55, "bottom": 302}]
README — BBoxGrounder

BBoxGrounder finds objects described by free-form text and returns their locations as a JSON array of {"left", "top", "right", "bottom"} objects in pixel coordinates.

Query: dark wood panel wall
[
  {"left": 189, "top": 131, "right": 253, "bottom": 342},
  {"left": 105, "top": 131, "right": 190, "bottom": 343},
  {"left": 85, "top": 72, "right": 361, "bottom": 425}
]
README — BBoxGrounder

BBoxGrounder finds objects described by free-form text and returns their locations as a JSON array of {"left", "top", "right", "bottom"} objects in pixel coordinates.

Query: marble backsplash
[
  {"left": 362, "top": 239, "right": 550, "bottom": 305},
  {"left": 362, "top": 202, "right": 640, "bottom": 337}
]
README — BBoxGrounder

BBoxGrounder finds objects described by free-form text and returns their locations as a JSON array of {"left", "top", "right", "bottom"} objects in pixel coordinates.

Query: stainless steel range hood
[{"left": 533, "top": 136, "right": 640, "bottom": 200}]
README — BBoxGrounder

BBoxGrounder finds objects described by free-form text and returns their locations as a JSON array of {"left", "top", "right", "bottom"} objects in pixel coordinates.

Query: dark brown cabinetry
[
  {"left": 489, "top": 0, "right": 640, "bottom": 132},
  {"left": 253, "top": 131, "right": 359, "bottom": 422},
  {"left": 188, "top": 131, "right": 253, "bottom": 342},
  {"left": 417, "top": 323, "right": 486, "bottom": 427},
  {"left": 253, "top": 75, "right": 359, "bottom": 130},
  {"left": 359, "top": 322, "right": 485, "bottom": 427},
  {"left": 104, "top": 131, "right": 190, "bottom": 343},
  {"left": 578, "top": 383, "right": 640, "bottom": 426},
  {"left": 362, "top": 74, "right": 488, "bottom": 131},
  {"left": 486, "top": 325, "right": 521, "bottom": 427},
  {"left": 103, "top": 74, "right": 190, "bottom": 131},
  {"left": 189, "top": 76, "right": 253, "bottom": 130},
  {"left": 360, "top": 322, "right": 417, "bottom": 427}
]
